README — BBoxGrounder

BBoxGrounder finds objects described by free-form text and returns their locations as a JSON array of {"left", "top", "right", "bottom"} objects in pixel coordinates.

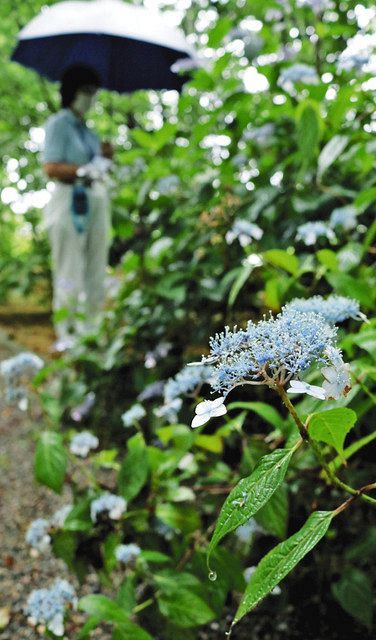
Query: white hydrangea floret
[
  {"left": 121, "top": 403, "right": 146, "bottom": 428},
  {"left": 69, "top": 431, "right": 99, "bottom": 457},
  {"left": 115, "top": 543, "right": 141, "bottom": 564},
  {"left": 287, "top": 380, "right": 326, "bottom": 400},
  {"left": 90, "top": 493, "right": 127, "bottom": 522},
  {"left": 191, "top": 396, "right": 227, "bottom": 429}
]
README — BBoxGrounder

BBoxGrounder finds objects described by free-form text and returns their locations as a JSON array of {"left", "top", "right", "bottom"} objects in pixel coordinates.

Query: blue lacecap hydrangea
[
  {"left": 90, "top": 493, "right": 127, "bottom": 522},
  {"left": 283, "top": 295, "right": 365, "bottom": 323}
]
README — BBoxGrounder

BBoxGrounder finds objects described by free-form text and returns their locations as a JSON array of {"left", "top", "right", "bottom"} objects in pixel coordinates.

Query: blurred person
[{"left": 42, "top": 64, "right": 113, "bottom": 350}]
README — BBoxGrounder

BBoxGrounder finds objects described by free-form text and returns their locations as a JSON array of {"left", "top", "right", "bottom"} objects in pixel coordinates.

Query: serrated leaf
[
  {"left": 317, "top": 135, "right": 348, "bottom": 180},
  {"left": 332, "top": 568, "right": 373, "bottom": 627},
  {"left": 34, "top": 431, "right": 67, "bottom": 493},
  {"left": 309, "top": 408, "right": 357, "bottom": 457},
  {"left": 234, "top": 511, "right": 333, "bottom": 624},
  {"left": 207, "top": 447, "right": 297, "bottom": 567}
]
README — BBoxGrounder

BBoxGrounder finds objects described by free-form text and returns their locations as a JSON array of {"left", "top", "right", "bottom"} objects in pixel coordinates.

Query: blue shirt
[{"left": 42, "top": 108, "right": 100, "bottom": 165}]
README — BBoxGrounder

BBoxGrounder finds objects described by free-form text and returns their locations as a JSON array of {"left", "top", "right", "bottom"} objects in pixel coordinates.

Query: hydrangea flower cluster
[
  {"left": 25, "top": 518, "right": 51, "bottom": 552},
  {"left": 337, "top": 33, "right": 376, "bottom": 72},
  {"left": 90, "top": 493, "right": 127, "bottom": 522},
  {"left": 225, "top": 219, "right": 263, "bottom": 247},
  {"left": 0, "top": 351, "right": 44, "bottom": 407},
  {"left": 69, "top": 431, "right": 99, "bottom": 457},
  {"left": 206, "top": 309, "right": 337, "bottom": 394},
  {"left": 115, "top": 543, "right": 141, "bottom": 564},
  {"left": 25, "top": 579, "right": 76, "bottom": 637},
  {"left": 70, "top": 391, "right": 96, "bottom": 422},
  {"left": 296, "top": 221, "right": 336, "bottom": 246},
  {"left": 278, "top": 63, "right": 319, "bottom": 88},
  {"left": 122, "top": 403, "right": 146, "bottom": 427},
  {"left": 26, "top": 506, "right": 72, "bottom": 552},
  {"left": 137, "top": 380, "right": 165, "bottom": 402},
  {"left": 144, "top": 341, "right": 172, "bottom": 369},
  {"left": 283, "top": 295, "right": 367, "bottom": 323},
  {"left": 297, "top": 0, "right": 331, "bottom": 12},
  {"left": 190, "top": 299, "right": 358, "bottom": 427},
  {"left": 235, "top": 518, "right": 263, "bottom": 543},
  {"left": 155, "top": 364, "right": 214, "bottom": 424},
  {"left": 329, "top": 206, "right": 357, "bottom": 231}
]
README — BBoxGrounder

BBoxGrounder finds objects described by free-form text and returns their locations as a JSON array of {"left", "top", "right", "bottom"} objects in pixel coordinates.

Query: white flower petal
[
  {"left": 210, "top": 404, "right": 228, "bottom": 418},
  {"left": 191, "top": 413, "right": 210, "bottom": 428}
]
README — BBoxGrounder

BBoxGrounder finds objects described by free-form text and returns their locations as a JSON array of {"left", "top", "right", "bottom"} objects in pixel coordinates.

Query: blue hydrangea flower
[
  {"left": 226, "top": 219, "right": 263, "bottom": 247},
  {"left": 69, "top": 431, "right": 99, "bottom": 457},
  {"left": 283, "top": 295, "right": 366, "bottom": 323},
  {"left": 235, "top": 518, "right": 263, "bottom": 543},
  {"left": 115, "top": 543, "right": 141, "bottom": 564},
  {"left": 278, "top": 63, "right": 319, "bottom": 87},
  {"left": 329, "top": 206, "right": 357, "bottom": 231},
  {"left": 51, "top": 505, "right": 72, "bottom": 529},
  {"left": 25, "top": 518, "right": 51, "bottom": 552},
  {"left": 156, "top": 175, "right": 180, "bottom": 195},
  {"left": 337, "top": 33, "right": 375, "bottom": 72},
  {"left": 296, "top": 221, "right": 336, "bottom": 246},
  {"left": 137, "top": 380, "right": 165, "bottom": 402},
  {"left": 202, "top": 308, "right": 337, "bottom": 395},
  {"left": 155, "top": 364, "right": 214, "bottom": 424},
  {"left": 121, "top": 403, "right": 146, "bottom": 427},
  {"left": 297, "top": 0, "right": 331, "bottom": 11},
  {"left": 90, "top": 493, "right": 127, "bottom": 522},
  {"left": 0, "top": 351, "right": 44, "bottom": 406},
  {"left": 25, "top": 579, "right": 76, "bottom": 636}
]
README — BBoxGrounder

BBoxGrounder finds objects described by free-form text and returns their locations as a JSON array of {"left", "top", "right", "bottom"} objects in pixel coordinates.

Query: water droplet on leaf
[{"left": 208, "top": 570, "right": 217, "bottom": 581}]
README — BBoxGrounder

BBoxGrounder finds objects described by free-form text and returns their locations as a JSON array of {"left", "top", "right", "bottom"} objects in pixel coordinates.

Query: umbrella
[{"left": 11, "top": 0, "right": 197, "bottom": 93}]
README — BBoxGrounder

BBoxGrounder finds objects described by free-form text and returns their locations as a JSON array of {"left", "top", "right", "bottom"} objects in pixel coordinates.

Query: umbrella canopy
[{"left": 11, "top": 0, "right": 197, "bottom": 93}]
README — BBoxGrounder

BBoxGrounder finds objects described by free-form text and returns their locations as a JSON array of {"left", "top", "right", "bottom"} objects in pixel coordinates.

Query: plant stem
[{"left": 276, "top": 385, "right": 376, "bottom": 506}]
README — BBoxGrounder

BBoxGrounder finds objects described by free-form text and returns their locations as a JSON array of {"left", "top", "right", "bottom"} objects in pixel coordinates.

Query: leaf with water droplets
[
  {"left": 207, "top": 446, "right": 298, "bottom": 569},
  {"left": 233, "top": 510, "right": 333, "bottom": 625}
]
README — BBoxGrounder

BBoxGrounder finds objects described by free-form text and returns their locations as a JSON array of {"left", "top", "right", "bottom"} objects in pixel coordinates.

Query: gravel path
[{"left": 0, "top": 335, "right": 75, "bottom": 638}]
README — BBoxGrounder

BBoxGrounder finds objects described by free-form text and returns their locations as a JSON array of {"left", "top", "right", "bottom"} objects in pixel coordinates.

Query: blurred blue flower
[
  {"left": 25, "top": 518, "right": 51, "bottom": 552},
  {"left": 115, "top": 543, "right": 141, "bottom": 564},
  {"left": 121, "top": 403, "right": 146, "bottom": 427},
  {"left": 296, "top": 221, "right": 336, "bottom": 246},
  {"left": 283, "top": 295, "right": 366, "bottom": 323},
  {"left": 90, "top": 493, "right": 127, "bottom": 522},
  {"left": 25, "top": 579, "right": 76, "bottom": 637},
  {"left": 70, "top": 431, "right": 99, "bottom": 457}
]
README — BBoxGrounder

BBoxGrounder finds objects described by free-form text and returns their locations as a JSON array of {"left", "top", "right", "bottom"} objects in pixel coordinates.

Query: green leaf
[
  {"left": 328, "top": 430, "right": 376, "bottom": 473},
  {"left": 118, "top": 434, "right": 149, "bottom": 501},
  {"left": 113, "top": 623, "right": 153, "bottom": 640},
  {"left": 296, "top": 100, "right": 321, "bottom": 165},
  {"left": 255, "top": 485, "right": 288, "bottom": 539},
  {"left": 228, "top": 264, "right": 253, "bottom": 307},
  {"left": 195, "top": 433, "right": 223, "bottom": 454},
  {"left": 316, "top": 249, "right": 338, "bottom": 271},
  {"left": 326, "top": 273, "right": 372, "bottom": 307},
  {"left": 332, "top": 568, "right": 373, "bottom": 628},
  {"left": 116, "top": 576, "right": 136, "bottom": 614},
  {"left": 234, "top": 511, "right": 333, "bottom": 624},
  {"left": 63, "top": 498, "right": 92, "bottom": 533},
  {"left": 317, "top": 134, "right": 349, "bottom": 180},
  {"left": 227, "top": 401, "right": 284, "bottom": 429},
  {"left": 156, "top": 503, "right": 201, "bottom": 535},
  {"left": 34, "top": 431, "right": 67, "bottom": 493},
  {"left": 207, "top": 446, "right": 297, "bottom": 567},
  {"left": 78, "top": 595, "right": 128, "bottom": 625},
  {"left": 309, "top": 408, "right": 357, "bottom": 457},
  {"left": 263, "top": 249, "right": 299, "bottom": 276},
  {"left": 155, "top": 572, "right": 215, "bottom": 628}
]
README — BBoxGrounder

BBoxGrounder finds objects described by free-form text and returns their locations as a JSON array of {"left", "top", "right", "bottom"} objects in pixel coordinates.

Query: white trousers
[{"left": 44, "top": 182, "right": 111, "bottom": 339}]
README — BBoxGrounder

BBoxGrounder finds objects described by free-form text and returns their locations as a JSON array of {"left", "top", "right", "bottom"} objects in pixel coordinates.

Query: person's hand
[{"left": 101, "top": 141, "right": 114, "bottom": 159}]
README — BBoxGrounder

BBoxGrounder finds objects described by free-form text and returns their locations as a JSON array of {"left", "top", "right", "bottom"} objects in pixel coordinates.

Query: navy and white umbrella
[{"left": 11, "top": 0, "right": 197, "bottom": 93}]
